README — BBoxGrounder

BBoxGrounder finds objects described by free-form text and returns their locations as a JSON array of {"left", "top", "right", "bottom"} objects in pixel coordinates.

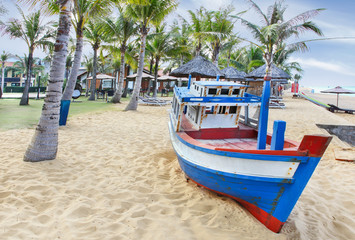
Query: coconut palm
[
  {"left": 101, "top": 10, "right": 138, "bottom": 103},
  {"left": 204, "top": 6, "right": 235, "bottom": 66},
  {"left": 146, "top": 23, "right": 173, "bottom": 97},
  {"left": 84, "top": 19, "right": 104, "bottom": 101},
  {"left": 0, "top": 7, "right": 54, "bottom": 105},
  {"left": 22, "top": 0, "right": 73, "bottom": 162},
  {"left": 62, "top": 0, "right": 112, "bottom": 103},
  {"left": 233, "top": 0, "right": 324, "bottom": 149},
  {"left": 186, "top": 7, "right": 207, "bottom": 57},
  {"left": 0, "top": 51, "right": 11, "bottom": 97},
  {"left": 233, "top": 0, "right": 324, "bottom": 77},
  {"left": 124, "top": 0, "right": 178, "bottom": 111}
]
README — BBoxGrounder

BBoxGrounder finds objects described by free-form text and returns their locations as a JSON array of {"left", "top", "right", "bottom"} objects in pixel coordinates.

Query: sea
[{"left": 305, "top": 86, "right": 355, "bottom": 96}]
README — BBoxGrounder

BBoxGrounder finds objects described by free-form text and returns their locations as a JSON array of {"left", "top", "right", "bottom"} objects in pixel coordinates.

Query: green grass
[{"left": 0, "top": 96, "right": 128, "bottom": 131}]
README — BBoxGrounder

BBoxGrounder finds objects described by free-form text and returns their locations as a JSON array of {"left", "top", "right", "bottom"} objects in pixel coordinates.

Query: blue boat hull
[{"left": 173, "top": 139, "right": 322, "bottom": 232}]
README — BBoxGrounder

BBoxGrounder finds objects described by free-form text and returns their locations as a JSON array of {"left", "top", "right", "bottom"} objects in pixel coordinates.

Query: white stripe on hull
[{"left": 169, "top": 122, "right": 299, "bottom": 179}]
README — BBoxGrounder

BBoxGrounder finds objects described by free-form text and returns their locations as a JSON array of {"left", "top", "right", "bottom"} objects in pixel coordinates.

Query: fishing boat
[{"left": 168, "top": 80, "right": 332, "bottom": 233}]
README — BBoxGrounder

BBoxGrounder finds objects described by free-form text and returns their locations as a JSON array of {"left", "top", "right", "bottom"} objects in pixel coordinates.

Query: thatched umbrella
[
  {"left": 246, "top": 63, "right": 291, "bottom": 82},
  {"left": 221, "top": 67, "right": 246, "bottom": 81},
  {"left": 126, "top": 72, "right": 154, "bottom": 80},
  {"left": 320, "top": 86, "right": 355, "bottom": 107},
  {"left": 170, "top": 56, "right": 224, "bottom": 78}
]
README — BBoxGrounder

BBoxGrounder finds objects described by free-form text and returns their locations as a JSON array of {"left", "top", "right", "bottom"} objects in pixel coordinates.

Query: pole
[
  {"left": 36, "top": 72, "right": 41, "bottom": 100},
  {"left": 187, "top": 74, "right": 192, "bottom": 90},
  {"left": 257, "top": 76, "right": 271, "bottom": 150}
]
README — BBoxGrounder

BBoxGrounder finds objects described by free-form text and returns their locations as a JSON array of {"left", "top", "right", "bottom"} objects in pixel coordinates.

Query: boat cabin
[{"left": 171, "top": 81, "right": 261, "bottom": 132}]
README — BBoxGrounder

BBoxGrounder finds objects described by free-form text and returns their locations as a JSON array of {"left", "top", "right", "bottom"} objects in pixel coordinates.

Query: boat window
[
  {"left": 229, "top": 106, "right": 237, "bottom": 114},
  {"left": 218, "top": 106, "right": 226, "bottom": 114},
  {"left": 197, "top": 86, "right": 199, "bottom": 91},
  {"left": 175, "top": 103, "right": 180, "bottom": 119},
  {"left": 208, "top": 88, "right": 217, "bottom": 95},
  {"left": 232, "top": 89, "right": 240, "bottom": 95},
  {"left": 200, "top": 88, "right": 203, "bottom": 96},
  {"left": 221, "top": 89, "right": 229, "bottom": 95},
  {"left": 205, "top": 106, "right": 213, "bottom": 114}
]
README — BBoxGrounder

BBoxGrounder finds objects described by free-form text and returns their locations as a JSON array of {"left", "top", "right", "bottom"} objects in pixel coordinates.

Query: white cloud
[{"left": 290, "top": 57, "right": 355, "bottom": 77}]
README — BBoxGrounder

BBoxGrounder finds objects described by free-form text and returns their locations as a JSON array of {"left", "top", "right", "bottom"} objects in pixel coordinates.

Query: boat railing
[{"left": 174, "top": 86, "right": 262, "bottom": 104}]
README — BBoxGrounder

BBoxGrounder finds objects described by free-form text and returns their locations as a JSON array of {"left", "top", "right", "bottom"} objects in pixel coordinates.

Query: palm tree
[
  {"left": 84, "top": 19, "right": 104, "bottom": 101},
  {"left": 0, "top": 7, "right": 54, "bottom": 105},
  {"left": 124, "top": 0, "right": 178, "bottom": 111},
  {"left": 186, "top": 7, "right": 207, "bottom": 57},
  {"left": 233, "top": 0, "right": 324, "bottom": 149},
  {"left": 101, "top": 9, "right": 138, "bottom": 103},
  {"left": 146, "top": 23, "right": 173, "bottom": 97},
  {"left": 62, "top": 0, "right": 111, "bottom": 102},
  {"left": 204, "top": 6, "right": 235, "bottom": 66},
  {"left": 0, "top": 51, "right": 11, "bottom": 97},
  {"left": 23, "top": 0, "right": 73, "bottom": 162}
]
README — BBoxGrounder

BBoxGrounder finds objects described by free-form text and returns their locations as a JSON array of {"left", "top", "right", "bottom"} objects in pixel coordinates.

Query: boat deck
[{"left": 196, "top": 138, "right": 271, "bottom": 150}]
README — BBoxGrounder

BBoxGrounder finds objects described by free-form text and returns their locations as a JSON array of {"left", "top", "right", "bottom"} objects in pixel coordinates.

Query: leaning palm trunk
[
  {"left": 125, "top": 30, "right": 147, "bottom": 110},
  {"left": 20, "top": 50, "right": 33, "bottom": 105},
  {"left": 24, "top": 1, "right": 72, "bottom": 162},
  {"left": 1, "top": 65, "right": 4, "bottom": 97},
  {"left": 62, "top": 36, "right": 83, "bottom": 101},
  {"left": 88, "top": 47, "right": 98, "bottom": 101},
  {"left": 152, "top": 57, "right": 159, "bottom": 98},
  {"left": 111, "top": 48, "right": 126, "bottom": 103}
]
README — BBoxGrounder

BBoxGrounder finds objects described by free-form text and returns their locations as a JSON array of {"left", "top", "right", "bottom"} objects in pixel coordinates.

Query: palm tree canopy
[
  {"left": 126, "top": 0, "right": 178, "bottom": 32},
  {"left": 0, "top": 7, "right": 54, "bottom": 51}
]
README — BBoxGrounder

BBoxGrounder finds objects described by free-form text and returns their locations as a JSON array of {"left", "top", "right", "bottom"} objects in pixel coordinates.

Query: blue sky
[{"left": 1, "top": 0, "right": 355, "bottom": 88}]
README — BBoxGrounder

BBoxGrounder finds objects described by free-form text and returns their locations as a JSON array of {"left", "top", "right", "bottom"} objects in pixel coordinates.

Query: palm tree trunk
[
  {"left": 146, "top": 57, "right": 154, "bottom": 96},
  {"left": 24, "top": 0, "right": 72, "bottom": 162},
  {"left": 152, "top": 57, "right": 159, "bottom": 97},
  {"left": 125, "top": 30, "right": 148, "bottom": 111},
  {"left": 85, "top": 71, "right": 90, "bottom": 97},
  {"left": 1, "top": 64, "right": 4, "bottom": 98},
  {"left": 122, "top": 65, "right": 129, "bottom": 98},
  {"left": 111, "top": 47, "right": 126, "bottom": 103},
  {"left": 88, "top": 46, "right": 98, "bottom": 101},
  {"left": 20, "top": 50, "right": 33, "bottom": 105},
  {"left": 62, "top": 36, "right": 83, "bottom": 101}
]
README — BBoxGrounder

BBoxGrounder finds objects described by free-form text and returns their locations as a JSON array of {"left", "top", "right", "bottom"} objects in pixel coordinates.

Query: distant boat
[{"left": 168, "top": 80, "right": 332, "bottom": 233}]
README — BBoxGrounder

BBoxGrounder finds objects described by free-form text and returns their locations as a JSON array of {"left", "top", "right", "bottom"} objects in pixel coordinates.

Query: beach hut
[
  {"left": 220, "top": 66, "right": 246, "bottom": 81},
  {"left": 126, "top": 72, "right": 154, "bottom": 94},
  {"left": 246, "top": 64, "right": 290, "bottom": 96},
  {"left": 87, "top": 73, "right": 115, "bottom": 90},
  {"left": 320, "top": 86, "right": 355, "bottom": 107}
]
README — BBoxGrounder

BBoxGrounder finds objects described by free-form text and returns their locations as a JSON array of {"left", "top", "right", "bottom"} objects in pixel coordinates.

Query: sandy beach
[{"left": 0, "top": 93, "right": 354, "bottom": 240}]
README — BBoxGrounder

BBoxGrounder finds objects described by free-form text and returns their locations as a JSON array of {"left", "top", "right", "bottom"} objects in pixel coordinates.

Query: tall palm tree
[
  {"left": 84, "top": 19, "right": 104, "bottom": 101},
  {"left": 186, "top": 7, "right": 207, "bottom": 57},
  {"left": 169, "top": 19, "right": 192, "bottom": 67},
  {"left": 101, "top": 9, "right": 138, "bottom": 103},
  {"left": 22, "top": 0, "right": 73, "bottom": 162},
  {"left": 204, "top": 6, "right": 235, "bottom": 66},
  {"left": 62, "top": 0, "right": 111, "bottom": 102},
  {"left": 146, "top": 23, "right": 173, "bottom": 97},
  {"left": 124, "top": 0, "right": 178, "bottom": 111},
  {"left": 0, "top": 7, "right": 54, "bottom": 105},
  {"left": 233, "top": 0, "right": 324, "bottom": 149},
  {"left": 0, "top": 51, "right": 11, "bottom": 97}
]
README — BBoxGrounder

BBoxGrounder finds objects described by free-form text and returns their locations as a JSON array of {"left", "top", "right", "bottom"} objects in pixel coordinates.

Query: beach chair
[
  {"left": 328, "top": 104, "right": 355, "bottom": 114},
  {"left": 138, "top": 96, "right": 168, "bottom": 106}
]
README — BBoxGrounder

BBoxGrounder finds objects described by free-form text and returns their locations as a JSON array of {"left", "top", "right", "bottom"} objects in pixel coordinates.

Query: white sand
[{"left": 0, "top": 94, "right": 354, "bottom": 239}]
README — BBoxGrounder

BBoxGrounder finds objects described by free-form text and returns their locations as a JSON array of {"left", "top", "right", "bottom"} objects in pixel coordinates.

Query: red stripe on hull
[{"left": 189, "top": 178, "right": 285, "bottom": 233}]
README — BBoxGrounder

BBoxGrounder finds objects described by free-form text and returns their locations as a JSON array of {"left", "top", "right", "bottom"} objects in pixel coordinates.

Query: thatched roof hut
[
  {"left": 246, "top": 63, "right": 290, "bottom": 82},
  {"left": 170, "top": 56, "right": 224, "bottom": 78},
  {"left": 221, "top": 67, "right": 246, "bottom": 81}
]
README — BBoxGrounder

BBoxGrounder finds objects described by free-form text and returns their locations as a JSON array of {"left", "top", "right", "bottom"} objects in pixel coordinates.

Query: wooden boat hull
[{"left": 168, "top": 120, "right": 329, "bottom": 233}]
